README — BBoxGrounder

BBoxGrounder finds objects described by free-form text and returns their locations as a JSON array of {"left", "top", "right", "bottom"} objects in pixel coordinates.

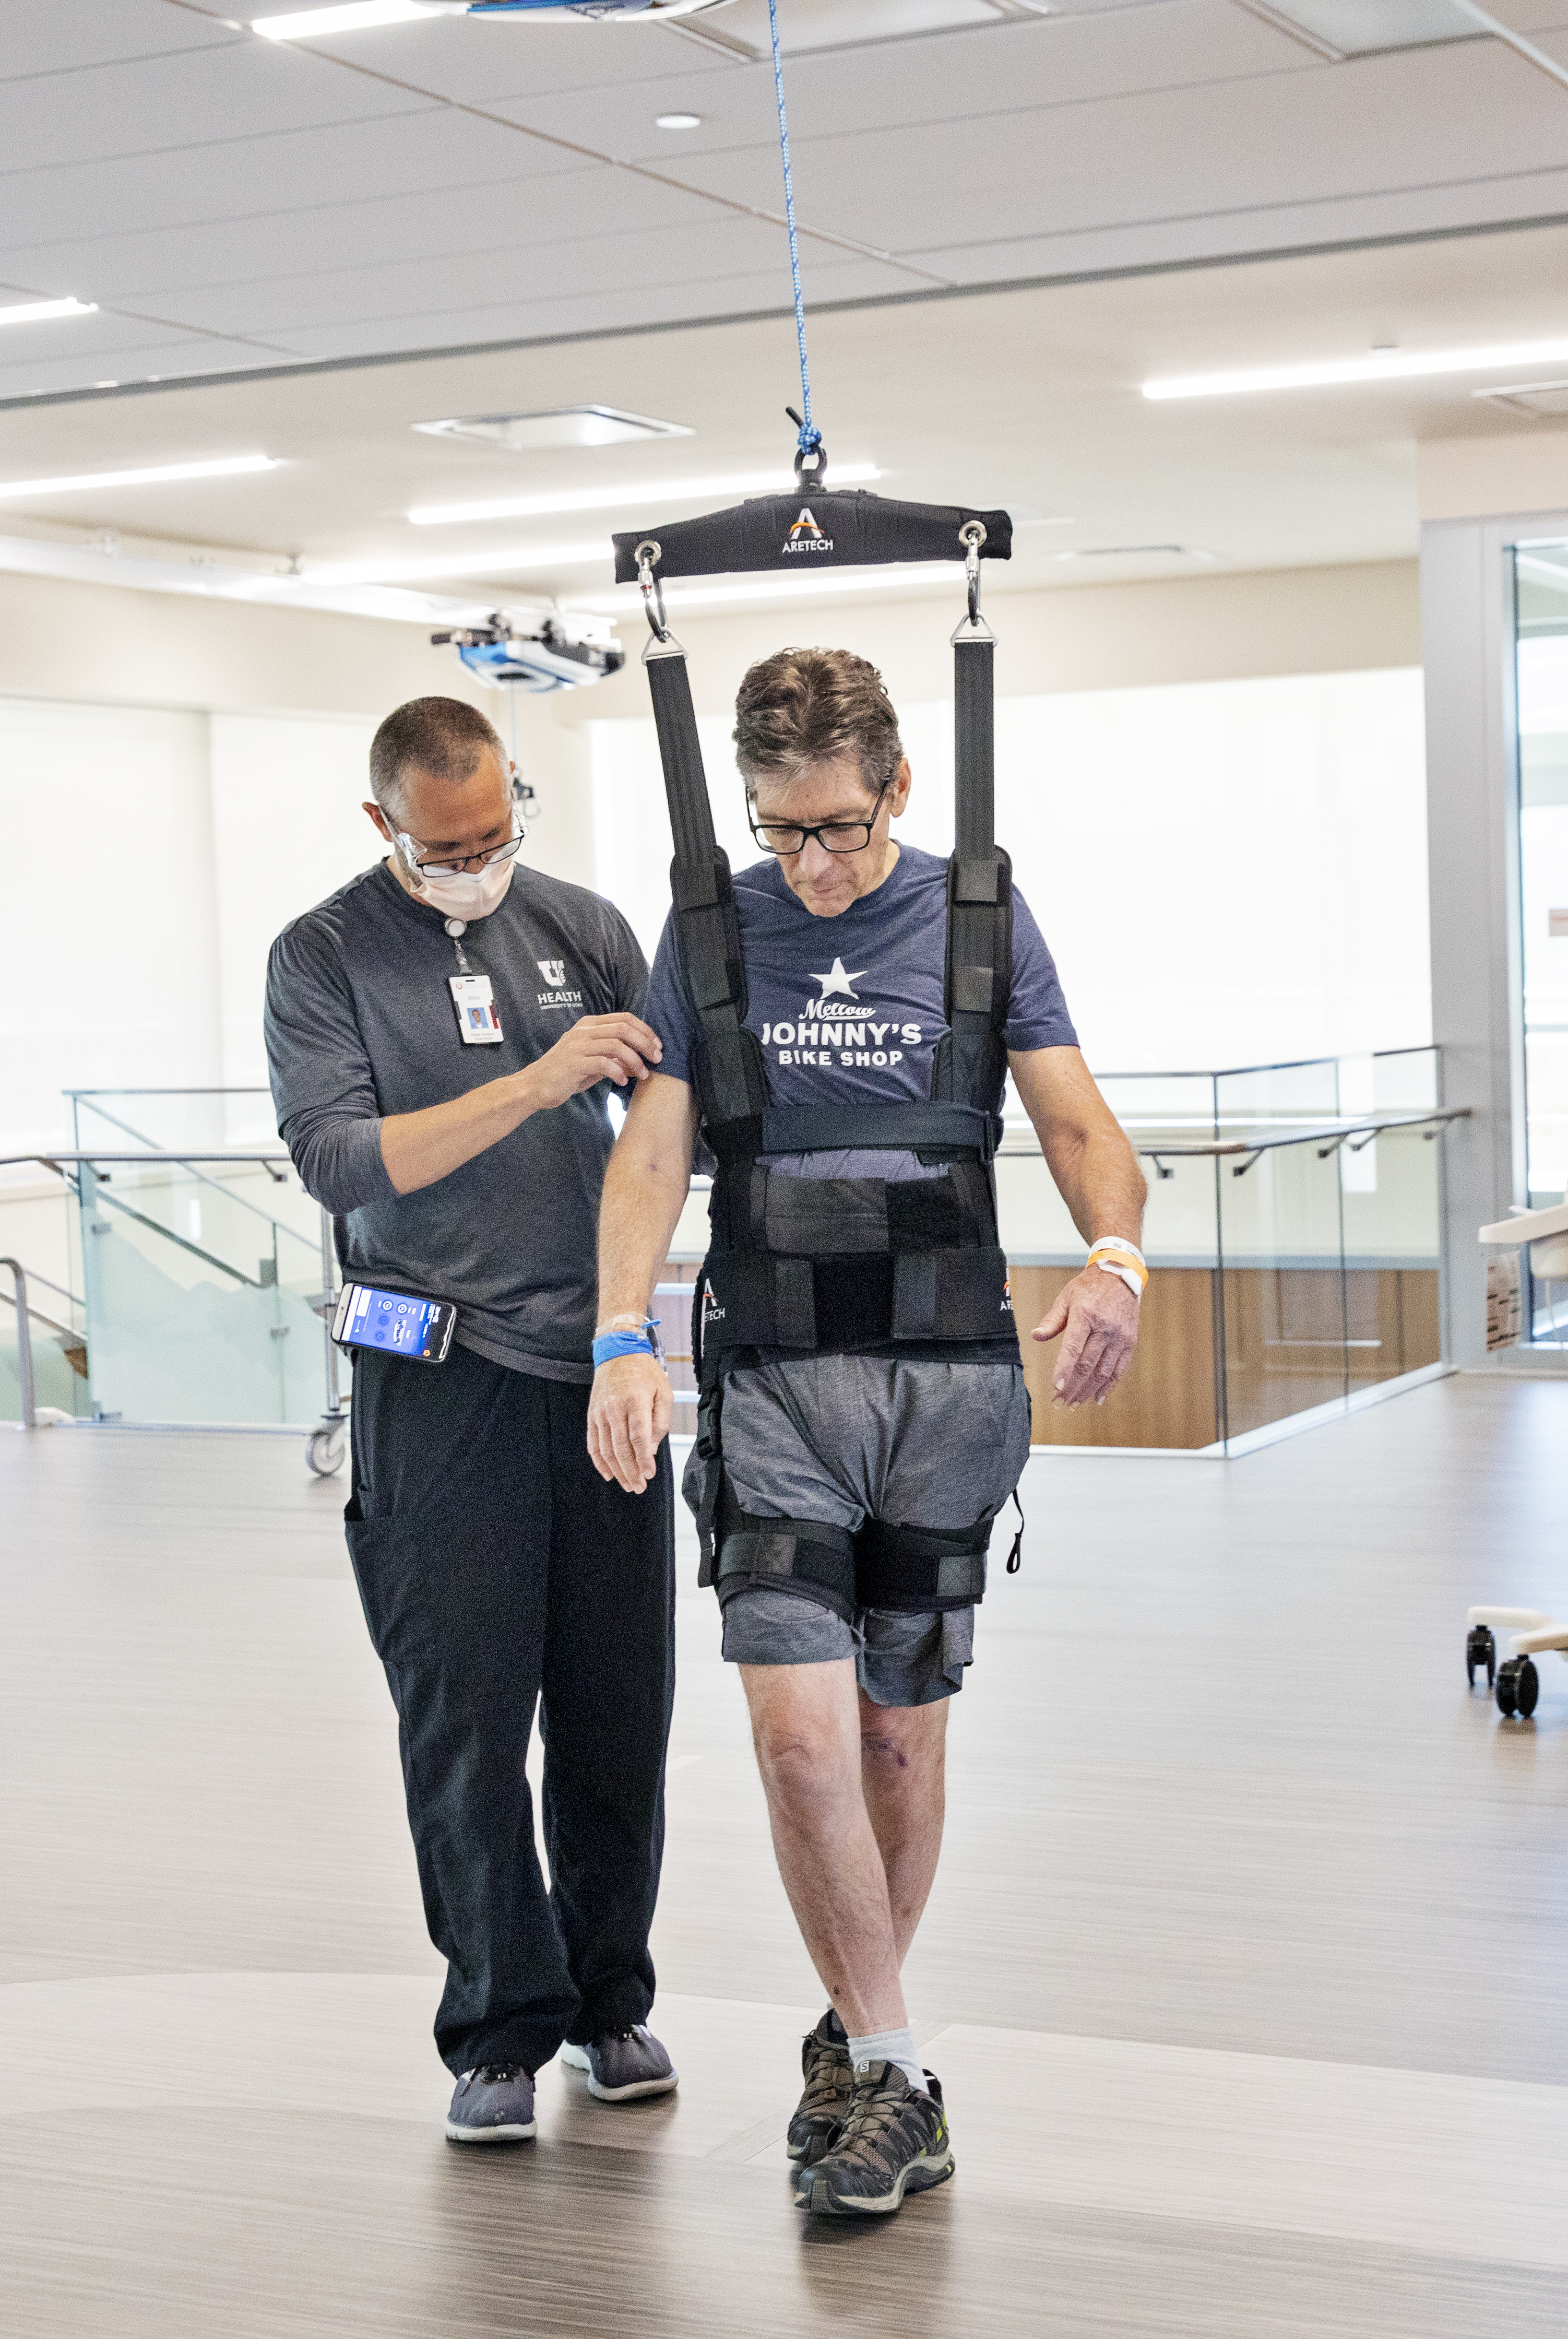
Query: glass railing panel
[
  {"left": 1218, "top": 1130, "right": 1348, "bottom": 1439},
  {"left": 78, "top": 1161, "right": 332, "bottom": 1426},
  {"left": 1000, "top": 1140, "right": 1222, "bottom": 1449},
  {"left": 1338, "top": 1121, "right": 1443, "bottom": 1388},
  {"left": 1213, "top": 1057, "right": 1339, "bottom": 1142}
]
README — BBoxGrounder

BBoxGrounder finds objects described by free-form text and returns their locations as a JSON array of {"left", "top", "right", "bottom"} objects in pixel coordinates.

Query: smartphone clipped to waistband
[{"left": 332, "top": 1282, "right": 457, "bottom": 1365}]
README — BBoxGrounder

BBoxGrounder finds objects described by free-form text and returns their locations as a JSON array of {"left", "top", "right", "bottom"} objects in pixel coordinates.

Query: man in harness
[{"left": 589, "top": 645, "right": 1147, "bottom": 2216}]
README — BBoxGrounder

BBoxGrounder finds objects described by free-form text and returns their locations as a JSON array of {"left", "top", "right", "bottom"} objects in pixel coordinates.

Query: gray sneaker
[
  {"left": 560, "top": 2024, "right": 678, "bottom": 2102},
  {"left": 787, "top": 2009, "right": 852, "bottom": 2167},
  {"left": 795, "top": 2062, "right": 954, "bottom": 2216},
  {"left": 445, "top": 2063, "right": 537, "bottom": 2143}
]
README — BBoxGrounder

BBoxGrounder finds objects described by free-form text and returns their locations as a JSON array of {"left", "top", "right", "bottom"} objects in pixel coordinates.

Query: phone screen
[{"left": 337, "top": 1285, "right": 454, "bottom": 1362}]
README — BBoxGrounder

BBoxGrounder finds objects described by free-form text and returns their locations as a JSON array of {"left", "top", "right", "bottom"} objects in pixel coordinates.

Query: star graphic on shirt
[{"left": 811, "top": 956, "right": 866, "bottom": 1001}]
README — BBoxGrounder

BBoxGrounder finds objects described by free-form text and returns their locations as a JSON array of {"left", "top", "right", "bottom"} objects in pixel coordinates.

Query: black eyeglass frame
[{"left": 745, "top": 785, "right": 890, "bottom": 858}]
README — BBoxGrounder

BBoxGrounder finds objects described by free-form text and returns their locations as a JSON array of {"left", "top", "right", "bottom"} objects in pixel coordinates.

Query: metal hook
[
  {"left": 959, "top": 518, "right": 987, "bottom": 625},
  {"left": 792, "top": 431, "right": 827, "bottom": 490},
  {"left": 635, "top": 539, "right": 669, "bottom": 643}
]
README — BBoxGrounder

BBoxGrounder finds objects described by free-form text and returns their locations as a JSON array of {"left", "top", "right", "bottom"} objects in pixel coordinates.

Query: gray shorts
[{"left": 684, "top": 1355, "right": 1034, "bottom": 1708}]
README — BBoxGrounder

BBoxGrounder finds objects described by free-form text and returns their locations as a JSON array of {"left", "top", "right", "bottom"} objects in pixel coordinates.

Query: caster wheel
[
  {"left": 306, "top": 1425, "right": 346, "bottom": 1478},
  {"left": 1466, "top": 1624, "right": 1497, "bottom": 1689},
  {"left": 1496, "top": 1657, "right": 1540, "bottom": 1720}
]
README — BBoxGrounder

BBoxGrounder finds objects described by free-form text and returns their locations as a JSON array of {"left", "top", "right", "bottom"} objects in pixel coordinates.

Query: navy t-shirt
[{"left": 643, "top": 843, "right": 1077, "bottom": 1182}]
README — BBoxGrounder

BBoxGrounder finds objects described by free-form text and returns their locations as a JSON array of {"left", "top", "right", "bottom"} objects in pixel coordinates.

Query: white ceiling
[
  {"left": 4, "top": 0, "right": 1568, "bottom": 620},
  {"left": 7, "top": 0, "right": 1568, "bottom": 399}
]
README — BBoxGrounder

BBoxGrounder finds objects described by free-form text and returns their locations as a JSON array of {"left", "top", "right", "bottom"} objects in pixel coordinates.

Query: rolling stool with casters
[{"left": 1468, "top": 1199, "right": 1568, "bottom": 1718}]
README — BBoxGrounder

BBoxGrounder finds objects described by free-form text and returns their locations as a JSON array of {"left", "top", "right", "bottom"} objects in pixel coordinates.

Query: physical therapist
[{"left": 264, "top": 694, "right": 678, "bottom": 2144}]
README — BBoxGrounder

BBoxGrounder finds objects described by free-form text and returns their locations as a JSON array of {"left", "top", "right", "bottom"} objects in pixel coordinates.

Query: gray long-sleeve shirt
[{"left": 264, "top": 858, "right": 648, "bottom": 1383}]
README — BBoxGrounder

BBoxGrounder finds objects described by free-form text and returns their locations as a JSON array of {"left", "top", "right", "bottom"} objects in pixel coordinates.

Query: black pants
[{"left": 345, "top": 1341, "right": 675, "bottom": 2076}]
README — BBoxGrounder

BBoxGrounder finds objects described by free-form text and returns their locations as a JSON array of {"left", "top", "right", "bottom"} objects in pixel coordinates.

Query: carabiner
[
  {"left": 635, "top": 539, "right": 670, "bottom": 643},
  {"left": 959, "top": 519, "right": 987, "bottom": 627}
]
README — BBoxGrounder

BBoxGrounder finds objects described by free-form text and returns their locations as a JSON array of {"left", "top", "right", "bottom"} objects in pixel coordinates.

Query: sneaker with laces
[
  {"left": 787, "top": 2009, "right": 853, "bottom": 2168},
  {"left": 559, "top": 2024, "right": 678, "bottom": 2101},
  {"left": 445, "top": 2063, "right": 536, "bottom": 2143},
  {"left": 795, "top": 2061, "right": 954, "bottom": 2216}
]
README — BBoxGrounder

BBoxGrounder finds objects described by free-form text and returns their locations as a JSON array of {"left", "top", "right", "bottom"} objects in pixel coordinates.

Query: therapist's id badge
[{"left": 449, "top": 973, "right": 503, "bottom": 1045}]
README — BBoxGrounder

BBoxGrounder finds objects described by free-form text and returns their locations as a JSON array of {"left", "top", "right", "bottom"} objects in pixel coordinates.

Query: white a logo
[{"left": 537, "top": 958, "right": 566, "bottom": 987}]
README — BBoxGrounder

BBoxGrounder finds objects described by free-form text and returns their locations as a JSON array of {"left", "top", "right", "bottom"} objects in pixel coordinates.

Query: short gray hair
[{"left": 369, "top": 696, "right": 505, "bottom": 824}]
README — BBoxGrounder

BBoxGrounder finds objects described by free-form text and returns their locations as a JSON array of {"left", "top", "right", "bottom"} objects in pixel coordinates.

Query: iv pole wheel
[{"left": 1466, "top": 1623, "right": 1496, "bottom": 1688}]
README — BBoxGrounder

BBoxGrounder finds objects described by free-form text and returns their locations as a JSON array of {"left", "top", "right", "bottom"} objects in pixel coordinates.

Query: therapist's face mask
[{"left": 396, "top": 807, "right": 525, "bottom": 920}]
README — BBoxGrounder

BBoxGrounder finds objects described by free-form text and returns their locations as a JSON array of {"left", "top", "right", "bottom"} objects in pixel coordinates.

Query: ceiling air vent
[
  {"left": 413, "top": 406, "right": 692, "bottom": 451},
  {"left": 1054, "top": 545, "right": 1221, "bottom": 564},
  {"left": 1232, "top": 0, "right": 1486, "bottom": 58},
  {"left": 1474, "top": 381, "right": 1568, "bottom": 418}
]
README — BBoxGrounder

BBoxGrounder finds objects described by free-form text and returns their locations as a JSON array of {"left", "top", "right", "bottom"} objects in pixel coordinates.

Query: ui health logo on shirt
[
  {"left": 759, "top": 956, "right": 922, "bottom": 1070},
  {"left": 536, "top": 956, "right": 584, "bottom": 1011}
]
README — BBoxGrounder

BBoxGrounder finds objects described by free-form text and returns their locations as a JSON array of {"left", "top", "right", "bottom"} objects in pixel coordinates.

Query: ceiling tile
[
  {"left": 0, "top": 1, "right": 242, "bottom": 79},
  {"left": 0, "top": 37, "right": 438, "bottom": 178}
]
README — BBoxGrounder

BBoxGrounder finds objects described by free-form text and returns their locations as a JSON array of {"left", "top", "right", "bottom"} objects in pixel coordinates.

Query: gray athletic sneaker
[
  {"left": 787, "top": 2009, "right": 853, "bottom": 2167},
  {"left": 560, "top": 2024, "right": 678, "bottom": 2102},
  {"left": 445, "top": 2063, "right": 537, "bottom": 2143},
  {"left": 795, "top": 2062, "right": 954, "bottom": 2217}
]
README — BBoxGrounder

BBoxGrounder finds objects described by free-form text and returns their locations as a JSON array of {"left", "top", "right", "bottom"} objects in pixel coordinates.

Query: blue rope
[{"left": 767, "top": 0, "right": 819, "bottom": 457}]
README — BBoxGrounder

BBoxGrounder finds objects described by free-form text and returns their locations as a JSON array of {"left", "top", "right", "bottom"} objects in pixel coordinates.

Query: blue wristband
[{"left": 592, "top": 1324, "right": 658, "bottom": 1368}]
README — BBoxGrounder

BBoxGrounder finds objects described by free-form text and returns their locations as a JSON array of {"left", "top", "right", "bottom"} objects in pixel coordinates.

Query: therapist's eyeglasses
[
  {"left": 747, "top": 787, "right": 888, "bottom": 857},
  {"left": 397, "top": 808, "right": 525, "bottom": 879}
]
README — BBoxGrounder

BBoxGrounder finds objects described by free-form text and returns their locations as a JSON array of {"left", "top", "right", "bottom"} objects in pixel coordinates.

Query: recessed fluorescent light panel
[
  {"left": 656, "top": 112, "right": 702, "bottom": 128},
  {"left": 305, "top": 541, "right": 608, "bottom": 587},
  {"left": 0, "top": 454, "right": 278, "bottom": 502},
  {"left": 253, "top": 2, "right": 441, "bottom": 37},
  {"left": 1144, "top": 336, "right": 1568, "bottom": 400},
  {"left": 413, "top": 407, "right": 693, "bottom": 452},
  {"left": 1234, "top": 0, "right": 1483, "bottom": 57},
  {"left": 584, "top": 563, "right": 957, "bottom": 616},
  {"left": 0, "top": 297, "right": 98, "bottom": 328},
  {"left": 410, "top": 462, "right": 881, "bottom": 527}
]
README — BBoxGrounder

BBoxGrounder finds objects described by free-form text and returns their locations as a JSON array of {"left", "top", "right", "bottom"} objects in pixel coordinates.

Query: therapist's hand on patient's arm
[
  {"left": 381, "top": 1013, "right": 662, "bottom": 1196},
  {"left": 588, "top": 1353, "right": 672, "bottom": 1496}
]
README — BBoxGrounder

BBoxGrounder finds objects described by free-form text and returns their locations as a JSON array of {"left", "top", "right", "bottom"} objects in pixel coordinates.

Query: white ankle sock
[{"left": 847, "top": 2024, "right": 925, "bottom": 2094}]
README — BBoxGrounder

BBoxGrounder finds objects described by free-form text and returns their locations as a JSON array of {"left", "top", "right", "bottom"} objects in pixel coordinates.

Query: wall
[{"left": 0, "top": 551, "right": 1424, "bottom": 1239}]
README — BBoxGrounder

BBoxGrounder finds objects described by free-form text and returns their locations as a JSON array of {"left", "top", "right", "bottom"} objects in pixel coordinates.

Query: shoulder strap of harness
[
  {"left": 935, "top": 607, "right": 1013, "bottom": 1115},
  {"left": 644, "top": 632, "right": 768, "bottom": 1128}
]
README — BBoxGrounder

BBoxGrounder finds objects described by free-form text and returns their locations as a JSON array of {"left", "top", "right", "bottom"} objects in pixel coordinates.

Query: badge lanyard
[{"left": 445, "top": 921, "right": 503, "bottom": 1046}]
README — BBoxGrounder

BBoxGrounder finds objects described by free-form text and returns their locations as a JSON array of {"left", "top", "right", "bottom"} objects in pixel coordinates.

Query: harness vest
[{"left": 621, "top": 492, "right": 1023, "bottom": 1621}]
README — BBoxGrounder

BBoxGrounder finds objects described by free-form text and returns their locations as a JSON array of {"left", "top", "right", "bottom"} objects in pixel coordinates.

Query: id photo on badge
[{"left": 449, "top": 973, "right": 503, "bottom": 1045}]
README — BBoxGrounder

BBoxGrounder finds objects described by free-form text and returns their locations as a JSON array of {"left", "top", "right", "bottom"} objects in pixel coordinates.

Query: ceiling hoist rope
[{"left": 766, "top": 0, "right": 821, "bottom": 465}]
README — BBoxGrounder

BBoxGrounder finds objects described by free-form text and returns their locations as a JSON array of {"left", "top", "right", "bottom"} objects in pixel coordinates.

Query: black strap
[
  {"left": 700, "top": 1245, "right": 1013, "bottom": 1353},
  {"left": 708, "top": 1103, "right": 997, "bottom": 1164},
  {"left": 646, "top": 640, "right": 767, "bottom": 1129},
  {"left": 715, "top": 1506, "right": 858, "bottom": 1625},
  {"left": 855, "top": 1511, "right": 993, "bottom": 1613},
  {"left": 1004, "top": 1485, "right": 1025, "bottom": 1576}
]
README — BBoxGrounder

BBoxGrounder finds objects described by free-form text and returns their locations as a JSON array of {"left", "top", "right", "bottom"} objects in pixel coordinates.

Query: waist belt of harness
[
  {"left": 727, "top": 1158, "right": 995, "bottom": 1262},
  {"left": 854, "top": 1515, "right": 994, "bottom": 1614},
  {"left": 708, "top": 1102, "right": 999, "bottom": 1165},
  {"left": 700, "top": 1245, "right": 1015, "bottom": 1355}
]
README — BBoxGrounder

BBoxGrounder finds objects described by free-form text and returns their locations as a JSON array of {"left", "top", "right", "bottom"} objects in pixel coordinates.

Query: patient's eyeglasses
[{"left": 747, "top": 787, "right": 888, "bottom": 857}]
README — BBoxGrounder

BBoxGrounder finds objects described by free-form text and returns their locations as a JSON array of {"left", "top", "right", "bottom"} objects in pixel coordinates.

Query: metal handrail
[
  {"left": 72, "top": 1097, "right": 292, "bottom": 1228},
  {"left": 1, "top": 1258, "right": 36, "bottom": 1429}
]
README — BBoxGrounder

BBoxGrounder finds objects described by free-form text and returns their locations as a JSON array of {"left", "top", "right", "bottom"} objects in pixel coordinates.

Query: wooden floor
[{"left": 3, "top": 1374, "right": 1568, "bottom": 2335}]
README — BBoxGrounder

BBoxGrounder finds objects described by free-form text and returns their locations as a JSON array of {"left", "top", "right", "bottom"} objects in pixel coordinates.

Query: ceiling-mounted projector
[{"left": 431, "top": 610, "right": 626, "bottom": 693}]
